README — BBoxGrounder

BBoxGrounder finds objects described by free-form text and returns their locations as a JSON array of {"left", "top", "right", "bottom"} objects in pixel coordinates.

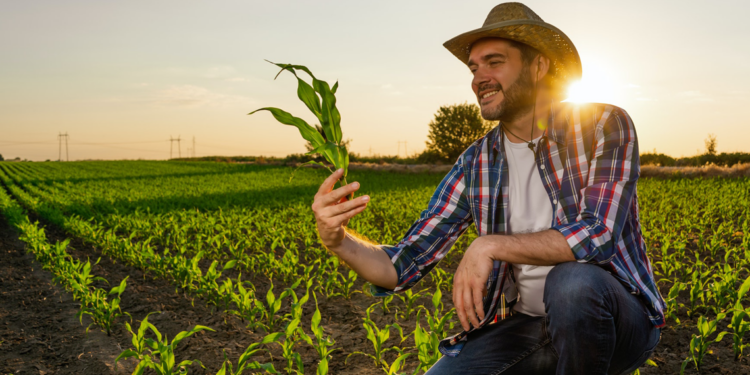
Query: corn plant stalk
[{"left": 248, "top": 61, "right": 353, "bottom": 200}]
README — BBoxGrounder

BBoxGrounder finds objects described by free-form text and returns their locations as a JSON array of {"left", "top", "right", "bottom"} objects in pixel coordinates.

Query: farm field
[{"left": 0, "top": 160, "right": 749, "bottom": 374}]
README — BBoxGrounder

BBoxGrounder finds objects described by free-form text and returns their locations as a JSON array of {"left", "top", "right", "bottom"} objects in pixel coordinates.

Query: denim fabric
[{"left": 426, "top": 262, "right": 661, "bottom": 375}]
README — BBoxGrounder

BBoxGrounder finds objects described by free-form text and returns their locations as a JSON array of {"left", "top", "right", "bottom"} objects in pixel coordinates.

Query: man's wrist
[
  {"left": 477, "top": 235, "right": 504, "bottom": 261},
  {"left": 326, "top": 231, "right": 351, "bottom": 256}
]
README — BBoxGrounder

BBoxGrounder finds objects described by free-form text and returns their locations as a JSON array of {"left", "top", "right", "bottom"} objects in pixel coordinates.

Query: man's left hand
[{"left": 453, "top": 236, "right": 494, "bottom": 331}]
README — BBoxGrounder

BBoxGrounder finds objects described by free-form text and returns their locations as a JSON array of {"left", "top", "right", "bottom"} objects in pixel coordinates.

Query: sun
[{"left": 562, "top": 57, "right": 623, "bottom": 105}]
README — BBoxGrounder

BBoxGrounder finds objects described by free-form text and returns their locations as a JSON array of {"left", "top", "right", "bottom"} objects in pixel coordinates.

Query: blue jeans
[{"left": 427, "top": 262, "right": 661, "bottom": 375}]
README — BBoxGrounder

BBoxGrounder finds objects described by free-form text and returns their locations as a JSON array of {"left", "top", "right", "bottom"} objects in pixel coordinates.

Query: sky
[{"left": 1, "top": 0, "right": 749, "bottom": 161}]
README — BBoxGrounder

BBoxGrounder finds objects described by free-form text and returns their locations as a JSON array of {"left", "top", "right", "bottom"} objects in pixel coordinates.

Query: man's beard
[{"left": 480, "top": 65, "right": 536, "bottom": 123}]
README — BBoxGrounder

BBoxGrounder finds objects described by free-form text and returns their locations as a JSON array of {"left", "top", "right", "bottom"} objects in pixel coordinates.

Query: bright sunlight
[{"left": 563, "top": 56, "right": 622, "bottom": 105}]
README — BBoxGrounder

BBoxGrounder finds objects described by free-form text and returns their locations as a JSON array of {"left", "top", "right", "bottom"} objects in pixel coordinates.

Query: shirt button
[
  {"left": 553, "top": 199, "right": 558, "bottom": 205},
  {"left": 540, "top": 165, "right": 545, "bottom": 170}
]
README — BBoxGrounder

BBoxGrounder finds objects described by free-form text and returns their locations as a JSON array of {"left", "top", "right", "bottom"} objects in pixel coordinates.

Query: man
[{"left": 311, "top": 3, "right": 666, "bottom": 374}]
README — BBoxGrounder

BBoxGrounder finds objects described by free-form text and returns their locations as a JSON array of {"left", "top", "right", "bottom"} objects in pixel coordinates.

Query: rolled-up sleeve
[
  {"left": 551, "top": 107, "right": 640, "bottom": 264},
  {"left": 371, "top": 154, "right": 473, "bottom": 296}
]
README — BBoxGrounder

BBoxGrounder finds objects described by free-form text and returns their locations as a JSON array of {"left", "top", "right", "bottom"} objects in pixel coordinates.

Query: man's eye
[{"left": 490, "top": 61, "right": 501, "bottom": 66}]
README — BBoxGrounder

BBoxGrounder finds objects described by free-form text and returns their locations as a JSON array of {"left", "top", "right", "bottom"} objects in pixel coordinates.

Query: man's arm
[
  {"left": 311, "top": 169, "right": 398, "bottom": 290},
  {"left": 474, "top": 229, "right": 575, "bottom": 265},
  {"left": 312, "top": 154, "right": 474, "bottom": 294}
]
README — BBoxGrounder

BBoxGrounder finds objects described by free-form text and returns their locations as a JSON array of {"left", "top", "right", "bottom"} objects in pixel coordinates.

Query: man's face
[{"left": 468, "top": 38, "right": 535, "bottom": 122}]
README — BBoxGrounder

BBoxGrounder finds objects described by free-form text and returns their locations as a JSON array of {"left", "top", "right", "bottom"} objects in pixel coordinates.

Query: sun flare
[{"left": 562, "top": 57, "right": 622, "bottom": 106}]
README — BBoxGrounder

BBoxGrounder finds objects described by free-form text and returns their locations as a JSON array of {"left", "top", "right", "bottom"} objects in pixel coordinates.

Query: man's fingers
[
  {"left": 321, "top": 181, "right": 360, "bottom": 207},
  {"left": 316, "top": 168, "right": 345, "bottom": 196},
  {"left": 322, "top": 203, "right": 368, "bottom": 229},
  {"left": 454, "top": 287, "right": 470, "bottom": 332},
  {"left": 463, "top": 286, "right": 480, "bottom": 329},
  {"left": 473, "top": 285, "right": 485, "bottom": 322},
  {"left": 327, "top": 195, "right": 370, "bottom": 216}
]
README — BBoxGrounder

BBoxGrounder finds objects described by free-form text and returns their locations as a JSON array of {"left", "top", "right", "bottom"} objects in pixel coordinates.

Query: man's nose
[{"left": 472, "top": 68, "right": 491, "bottom": 91}]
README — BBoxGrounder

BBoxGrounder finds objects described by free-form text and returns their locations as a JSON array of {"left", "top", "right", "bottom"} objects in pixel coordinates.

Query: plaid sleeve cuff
[
  {"left": 369, "top": 244, "right": 423, "bottom": 297},
  {"left": 551, "top": 219, "right": 615, "bottom": 264}
]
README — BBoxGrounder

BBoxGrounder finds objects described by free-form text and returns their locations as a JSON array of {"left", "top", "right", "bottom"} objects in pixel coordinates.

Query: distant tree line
[
  {"left": 641, "top": 134, "right": 750, "bottom": 167},
  {"left": 177, "top": 106, "right": 750, "bottom": 167}
]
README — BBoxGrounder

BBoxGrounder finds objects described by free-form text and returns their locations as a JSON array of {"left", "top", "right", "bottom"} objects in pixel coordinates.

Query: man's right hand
[{"left": 311, "top": 168, "right": 370, "bottom": 251}]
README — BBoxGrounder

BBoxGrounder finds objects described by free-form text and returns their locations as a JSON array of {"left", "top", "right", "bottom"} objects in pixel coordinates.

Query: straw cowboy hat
[{"left": 444, "top": 2, "right": 582, "bottom": 85}]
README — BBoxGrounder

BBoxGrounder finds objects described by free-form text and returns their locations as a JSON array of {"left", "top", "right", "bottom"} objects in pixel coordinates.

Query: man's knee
[{"left": 543, "top": 261, "right": 611, "bottom": 312}]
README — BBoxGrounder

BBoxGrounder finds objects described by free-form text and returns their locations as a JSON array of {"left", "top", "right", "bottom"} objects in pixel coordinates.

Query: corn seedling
[
  {"left": 136, "top": 323, "right": 215, "bottom": 375},
  {"left": 302, "top": 295, "right": 338, "bottom": 368},
  {"left": 396, "top": 289, "right": 425, "bottom": 320},
  {"left": 248, "top": 61, "right": 351, "bottom": 195},
  {"left": 681, "top": 313, "right": 730, "bottom": 374},
  {"left": 382, "top": 352, "right": 415, "bottom": 375},
  {"left": 664, "top": 281, "right": 686, "bottom": 325},
  {"left": 277, "top": 318, "right": 306, "bottom": 374},
  {"left": 728, "top": 275, "right": 750, "bottom": 360},
  {"left": 420, "top": 289, "right": 456, "bottom": 339},
  {"left": 414, "top": 311, "right": 442, "bottom": 372},
  {"left": 347, "top": 305, "right": 407, "bottom": 368},
  {"left": 255, "top": 279, "right": 293, "bottom": 333},
  {"left": 115, "top": 312, "right": 161, "bottom": 372},
  {"left": 78, "top": 276, "right": 131, "bottom": 336},
  {"left": 217, "top": 333, "right": 282, "bottom": 375}
]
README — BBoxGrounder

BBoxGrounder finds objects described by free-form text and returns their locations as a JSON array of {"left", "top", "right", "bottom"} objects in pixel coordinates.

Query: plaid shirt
[{"left": 371, "top": 102, "right": 667, "bottom": 357}]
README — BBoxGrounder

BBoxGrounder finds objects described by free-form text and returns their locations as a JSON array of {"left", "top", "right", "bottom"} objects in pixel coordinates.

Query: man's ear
[{"left": 535, "top": 55, "right": 551, "bottom": 83}]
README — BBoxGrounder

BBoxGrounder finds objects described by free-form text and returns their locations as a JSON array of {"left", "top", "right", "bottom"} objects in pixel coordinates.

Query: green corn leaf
[
  {"left": 223, "top": 260, "right": 237, "bottom": 272},
  {"left": 388, "top": 353, "right": 411, "bottom": 375},
  {"left": 312, "top": 79, "right": 342, "bottom": 144},
  {"left": 171, "top": 325, "right": 216, "bottom": 349},
  {"left": 317, "top": 357, "right": 329, "bottom": 375},
  {"left": 739, "top": 275, "right": 750, "bottom": 301},
  {"left": 109, "top": 276, "right": 129, "bottom": 296},
  {"left": 114, "top": 349, "right": 140, "bottom": 368},
  {"left": 261, "top": 332, "right": 284, "bottom": 344},
  {"left": 294, "top": 76, "right": 323, "bottom": 122},
  {"left": 249, "top": 107, "right": 326, "bottom": 148}
]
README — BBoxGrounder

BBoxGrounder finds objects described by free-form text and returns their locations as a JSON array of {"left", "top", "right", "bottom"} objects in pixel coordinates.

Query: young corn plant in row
[
  {"left": 217, "top": 333, "right": 281, "bottom": 375},
  {"left": 77, "top": 276, "right": 131, "bottom": 336},
  {"left": 727, "top": 275, "right": 750, "bottom": 360},
  {"left": 302, "top": 296, "right": 338, "bottom": 375},
  {"left": 116, "top": 312, "right": 216, "bottom": 375},
  {"left": 347, "top": 305, "right": 409, "bottom": 371},
  {"left": 681, "top": 313, "right": 730, "bottom": 374}
]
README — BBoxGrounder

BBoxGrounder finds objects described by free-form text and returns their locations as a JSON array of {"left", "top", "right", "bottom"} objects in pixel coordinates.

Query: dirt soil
[{"left": 2, "top": 212, "right": 750, "bottom": 374}]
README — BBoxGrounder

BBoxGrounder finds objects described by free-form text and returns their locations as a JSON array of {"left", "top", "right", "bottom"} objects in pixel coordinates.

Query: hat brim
[{"left": 443, "top": 19, "right": 582, "bottom": 84}]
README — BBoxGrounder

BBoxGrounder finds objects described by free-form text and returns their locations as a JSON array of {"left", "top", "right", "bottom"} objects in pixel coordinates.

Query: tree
[
  {"left": 704, "top": 133, "right": 717, "bottom": 156},
  {"left": 425, "top": 102, "right": 496, "bottom": 162},
  {"left": 0, "top": 154, "right": 3, "bottom": 161}
]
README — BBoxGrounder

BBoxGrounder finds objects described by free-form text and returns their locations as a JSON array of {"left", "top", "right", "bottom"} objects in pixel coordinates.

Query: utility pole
[
  {"left": 397, "top": 141, "right": 408, "bottom": 158},
  {"left": 58, "top": 132, "right": 69, "bottom": 161},
  {"left": 192, "top": 136, "right": 196, "bottom": 158},
  {"left": 169, "top": 136, "right": 182, "bottom": 159}
]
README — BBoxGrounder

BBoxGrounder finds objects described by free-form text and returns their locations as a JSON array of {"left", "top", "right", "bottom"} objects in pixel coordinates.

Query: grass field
[{"left": 0, "top": 160, "right": 749, "bottom": 374}]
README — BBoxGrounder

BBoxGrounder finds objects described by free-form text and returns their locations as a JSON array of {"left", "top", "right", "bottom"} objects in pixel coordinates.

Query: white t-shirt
[{"left": 504, "top": 132, "right": 554, "bottom": 317}]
